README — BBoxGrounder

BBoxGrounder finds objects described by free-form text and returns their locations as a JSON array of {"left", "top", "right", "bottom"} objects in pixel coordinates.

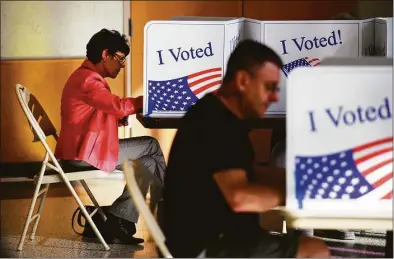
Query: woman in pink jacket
[{"left": 55, "top": 29, "right": 166, "bottom": 245}]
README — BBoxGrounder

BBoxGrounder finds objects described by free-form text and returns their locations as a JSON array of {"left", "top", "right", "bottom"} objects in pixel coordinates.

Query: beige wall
[
  {"left": 244, "top": 0, "right": 357, "bottom": 20},
  {"left": 0, "top": 59, "right": 125, "bottom": 162},
  {"left": 357, "top": 0, "right": 393, "bottom": 19}
]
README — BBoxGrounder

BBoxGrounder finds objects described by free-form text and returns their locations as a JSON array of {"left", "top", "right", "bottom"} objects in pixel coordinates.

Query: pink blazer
[{"left": 55, "top": 60, "right": 142, "bottom": 172}]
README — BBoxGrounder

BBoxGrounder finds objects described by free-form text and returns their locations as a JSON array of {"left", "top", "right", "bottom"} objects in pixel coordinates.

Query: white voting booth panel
[
  {"left": 143, "top": 18, "right": 243, "bottom": 118},
  {"left": 143, "top": 17, "right": 392, "bottom": 118},
  {"left": 286, "top": 66, "right": 393, "bottom": 220},
  {"left": 375, "top": 18, "right": 393, "bottom": 57},
  {"left": 361, "top": 18, "right": 377, "bottom": 57}
]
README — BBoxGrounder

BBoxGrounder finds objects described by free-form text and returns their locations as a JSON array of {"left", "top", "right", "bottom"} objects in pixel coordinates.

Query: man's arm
[
  {"left": 253, "top": 165, "right": 286, "bottom": 191},
  {"left": 213, "top": 169, "right": 285, "bottom": 213},
  {"left": 82, "top": 78, "right": 143, "bottom": 119}
]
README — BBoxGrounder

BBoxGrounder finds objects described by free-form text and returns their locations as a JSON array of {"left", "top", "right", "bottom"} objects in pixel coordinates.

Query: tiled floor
[
  {"left": 0, "top": 179, "right": 390, "bottom": 258},
  {"left": 1, "top": 179, "right": 158, "bottom": 258}
]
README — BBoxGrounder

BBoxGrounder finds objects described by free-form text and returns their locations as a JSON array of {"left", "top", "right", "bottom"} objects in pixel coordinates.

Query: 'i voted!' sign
[
  {"left": 286, "top": 66, "right": 393, "bottom": 219},
  {"left": 244, "top": 20, "right": 363, "bottom": 115}
]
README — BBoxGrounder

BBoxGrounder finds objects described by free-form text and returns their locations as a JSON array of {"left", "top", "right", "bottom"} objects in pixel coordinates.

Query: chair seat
[{"left": 36, "top": 169, "right": 124, "bottom": 184}]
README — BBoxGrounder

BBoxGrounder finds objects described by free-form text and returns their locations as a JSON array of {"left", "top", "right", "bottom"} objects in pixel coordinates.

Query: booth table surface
[
  {"left": 278, "top": 207, "right": 393, "bottom": 258},
  {"left": 282, "top": 212, "right": 393, "bottom": 231},
  {"left": 136, "top": 112, "right": 286, "bottom": 129}
]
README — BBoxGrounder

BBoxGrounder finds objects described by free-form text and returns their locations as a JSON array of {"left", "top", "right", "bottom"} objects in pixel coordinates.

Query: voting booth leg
[{"left": 385, "top": 231, "right": 393, "bottom": 258}]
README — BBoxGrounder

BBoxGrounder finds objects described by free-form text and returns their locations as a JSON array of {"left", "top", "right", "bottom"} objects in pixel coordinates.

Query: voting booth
[
  {"left": 244, "top": 19, "right": 369, "bottom": 115},
  {"left": 143, "top": 17, "right": 243, "bottom": 118},
  {"left": 285, "top": 64, "right": 392, "bottom": 220},
  {"left": 142, "top": 17, "right": 393, "bottom": 118},
  {"left": 375, "top": 18, "right": 393, "bottom": 57}
]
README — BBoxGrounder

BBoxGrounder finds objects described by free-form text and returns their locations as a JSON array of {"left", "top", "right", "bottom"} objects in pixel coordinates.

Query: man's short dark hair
[
  {"left": 223, "top": 40, "right": 283, "bottom": 84},
  {"left": 86, "top": 29, "right": 130, "bottom": 64}
]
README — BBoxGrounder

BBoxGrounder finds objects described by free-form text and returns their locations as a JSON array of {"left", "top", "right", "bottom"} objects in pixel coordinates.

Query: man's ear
[
  {"left": 235, "top": 70, "right": 250, "bottom": 93},
  {"left": 101, "top": 49, "right": 109, "bottom": 62}
]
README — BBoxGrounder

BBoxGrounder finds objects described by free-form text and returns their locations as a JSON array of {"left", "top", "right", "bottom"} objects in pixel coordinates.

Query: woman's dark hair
[{"left": 86, "top": 29, "right": 130, "bottom": 64}]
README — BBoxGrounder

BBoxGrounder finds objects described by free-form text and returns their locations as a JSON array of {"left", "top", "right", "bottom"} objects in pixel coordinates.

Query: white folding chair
[
  {"left": 15, "top": 83, "right": 122, "bottom": 251},
  {"left": 123, "top": 160, "right": 173, "bottom": 258}
]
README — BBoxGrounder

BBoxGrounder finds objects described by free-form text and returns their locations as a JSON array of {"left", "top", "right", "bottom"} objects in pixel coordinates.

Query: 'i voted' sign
[
  {"left": 244, "top": 19, "right": 364, "bottom": 115},
  {"left": 286, "top": 66, "right": 393, "bottom": 219},
  {"left": 143, "top": 18, "right": 243, "bottom": 118}
]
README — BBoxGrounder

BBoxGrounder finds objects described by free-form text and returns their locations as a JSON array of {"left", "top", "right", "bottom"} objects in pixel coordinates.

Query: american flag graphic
[
  {"left": 282, "top": 57, "right": 321, "bottom": 77},
  {"left": 295, "top": 137, "right": 393, "bottom": 207},
  {"left": 147, "top": 68, "right": 222, "bottom": 114}
]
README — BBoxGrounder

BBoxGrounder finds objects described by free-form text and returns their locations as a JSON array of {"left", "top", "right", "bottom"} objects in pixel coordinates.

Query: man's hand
[
  {"left": 254, "top": 166, "right": 286, "bottom": 206},
  {"left": 213, "top": 169, "right": 284, "bottom": 213},
  {"left": 254, "top": 166, "right": 285, "bottom": 190}
]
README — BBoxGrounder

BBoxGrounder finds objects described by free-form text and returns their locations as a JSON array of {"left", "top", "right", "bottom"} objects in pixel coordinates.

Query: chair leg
[
  {"left": 17, "top": 154, "right": 49, "bottom": 251},
  {"left": 66, "top": 183, "right": 110, "bottom": 250},
  {"left": 30, "top": 183, "right": 50, "bottom": 240},
  {"left": 47, "top": 156, "right": 110, "bottom": 251},
  {"left": 80, "top": 180, "right": 107, "bottom": 221},
  {"left": 17, "top": 183, "right": 42, "bottom": 250},
  {"left": 282, "top": 220, "right": 287, "bottom": 234},
  {"left": 52, "top": 173, "right": 109, "bottom": 250}
]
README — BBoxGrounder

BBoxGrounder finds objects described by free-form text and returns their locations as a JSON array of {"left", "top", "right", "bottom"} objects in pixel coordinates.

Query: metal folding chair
[
  {"left": 15, "top": 83, "right": 121, "bottom": 251},
  {"left": 123, "top": 160, "right": 173, "bottom": 258}
]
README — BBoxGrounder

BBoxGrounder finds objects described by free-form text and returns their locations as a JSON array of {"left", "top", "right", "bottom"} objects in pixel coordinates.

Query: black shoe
[
  {"left": 314, "top": 230, "right": 355, "bottom": 240},
  {"left": 104, "top": 214, "right": 144, "bottom": 245}
]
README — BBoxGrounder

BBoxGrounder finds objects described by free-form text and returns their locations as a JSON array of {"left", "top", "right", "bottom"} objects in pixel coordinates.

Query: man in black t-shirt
[{"left": 161, "top": 40, "right": 330, "bottom": 258}]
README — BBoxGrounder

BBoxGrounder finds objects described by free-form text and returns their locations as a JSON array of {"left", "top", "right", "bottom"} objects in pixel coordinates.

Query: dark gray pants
[{"left": 62, "top": 136, "right": 166, "bottom": 223}]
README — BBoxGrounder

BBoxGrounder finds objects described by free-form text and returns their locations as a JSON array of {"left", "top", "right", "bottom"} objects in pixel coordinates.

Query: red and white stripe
[
  {"left": 305, "top": 57, "right": 321, "bottom": 66},
  {"left": 353, "top": 137, "right": 393, "bottom": 200},
  {"left": 188, "top": 68, "right": 222, "bottom": 98}
]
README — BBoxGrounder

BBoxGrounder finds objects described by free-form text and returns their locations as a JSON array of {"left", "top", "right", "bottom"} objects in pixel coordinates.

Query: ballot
[{"left": 286, "top": 65, "right": 392, "bottom": 219}]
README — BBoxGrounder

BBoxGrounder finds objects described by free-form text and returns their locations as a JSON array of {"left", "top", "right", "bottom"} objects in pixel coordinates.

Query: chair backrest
[
  {"left": 15, "top": 84, "right": 58, "bottom": 158},
  {"left": 123, "top": 160, "right": 173, "bottom": 258},
  {"left": 15, "top": 84, "right": 58, "bottom": 142}
]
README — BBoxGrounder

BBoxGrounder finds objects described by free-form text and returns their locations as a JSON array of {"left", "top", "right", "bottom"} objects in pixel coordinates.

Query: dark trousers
[
  {"left": 386, "top": 231, "right": 393, "bottom": 258},
  {"left": 62, "top": 136, "right": 166, "bottom": 223}
]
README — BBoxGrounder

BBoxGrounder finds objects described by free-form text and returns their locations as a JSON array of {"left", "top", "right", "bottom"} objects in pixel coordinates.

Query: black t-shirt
[{"left": 162, "top": 93, "right": 261, "bottom": 257}]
